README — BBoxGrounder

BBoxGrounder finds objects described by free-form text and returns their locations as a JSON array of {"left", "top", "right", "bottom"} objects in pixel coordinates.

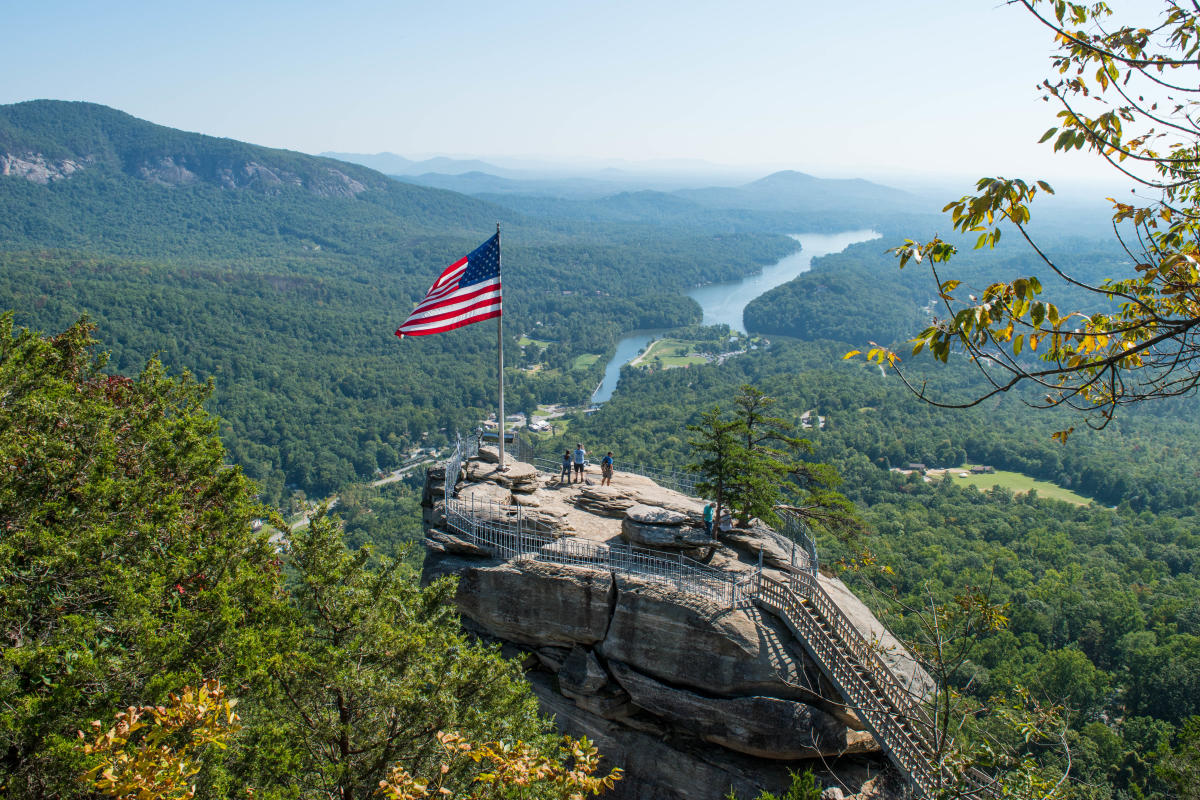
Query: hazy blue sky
[{"left": 1, "top": 0, "right": 1136, "bottom": 186}]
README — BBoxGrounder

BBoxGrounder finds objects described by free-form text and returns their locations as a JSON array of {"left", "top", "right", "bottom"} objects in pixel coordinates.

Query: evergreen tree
[
  {"left": 0, "top": 314, "right": 283, "bottom": 798},
  {"left": 686, "top": 407, "right": 741, "bottom": 532},
  {"left": 729, "top": 385, "right": 808, "bottom": 527},
  {"left": 688, "top": 385, "right": 860, "bottom": 535},
  {"left": 233, "top": 511, "right": 551, "bottom": 800}
]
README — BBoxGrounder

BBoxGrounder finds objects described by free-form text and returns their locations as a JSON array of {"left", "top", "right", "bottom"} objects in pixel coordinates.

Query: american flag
[{"left": 395, "top": 233, "right": 501, "bottom": 338}]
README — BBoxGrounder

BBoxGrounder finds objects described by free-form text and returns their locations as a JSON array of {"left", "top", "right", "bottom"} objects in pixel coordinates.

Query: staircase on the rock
[
  {"left": 440, "top": 439, "right": 988, "bottom": 798},
  {"left": 754, "top": 572, "right": 944, "bottom": 797}
]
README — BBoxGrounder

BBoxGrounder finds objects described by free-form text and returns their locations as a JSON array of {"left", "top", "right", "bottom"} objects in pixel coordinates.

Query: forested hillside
[
  {"left": 0, "top": 100, "right": 803, "bottom": 500},
  {"left": 8, "top": 97, "right": 1199, "bottom": 800},
  {"left": 536, "top": 203, "right": 1200, "bottom": 796}
]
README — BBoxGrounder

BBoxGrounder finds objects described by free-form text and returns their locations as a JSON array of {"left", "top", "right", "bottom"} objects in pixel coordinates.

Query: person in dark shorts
[
  {"left": 573, "top": 443, "right": 587, "bottom": 482},
  {"left": 703, "top": 502, "right": 715, "bottom": 538},
  {"left": 559, "top": 450, "right": 571, "bottom": 484},
  {"left": 600, "top": 451, "right": 614, "bottom": 485}
]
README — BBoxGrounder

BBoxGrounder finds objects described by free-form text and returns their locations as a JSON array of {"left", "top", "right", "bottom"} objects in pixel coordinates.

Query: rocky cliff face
[
  {"left": 1, "top": 147, "right": 371, "bottom": 198},
  {"left": 0, "top": 152, "right": 91, "bottom": 184},
  {"left": 422, "top": 449, "right": 922, "bottom": 800}
]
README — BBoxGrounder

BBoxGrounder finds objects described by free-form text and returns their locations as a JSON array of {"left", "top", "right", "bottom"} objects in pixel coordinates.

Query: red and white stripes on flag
[{"left": 395, "top": 233, "right": 501, "bottom": 338}]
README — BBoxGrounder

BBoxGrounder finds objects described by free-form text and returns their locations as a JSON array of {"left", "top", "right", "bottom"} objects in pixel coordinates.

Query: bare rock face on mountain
[
  {"left": 466, "top": 458, "right": 541, "bottom": 493},
  {"left": 617, "top": 503, "right": 714, "bottom": 552},
  {"left": 600, "top": 574, "right": 825, "bottom": 700},
  {"left": 608, "top": 661, "right": 877, "bottom": 760},
  {"left": 721, "top": 525, "right": 804, "bottom": 570},
  {"left": 1, "top": 153, "right": 91, "bottom": 183},
  {"left": 420, "top": 453, "right": 919, "bottom": 800},
  {"left": 574, "top": 485, "right": 638, "bottom": 517},
  {"left": 573, "top": 478, "right": 705, "bottom": 521}
]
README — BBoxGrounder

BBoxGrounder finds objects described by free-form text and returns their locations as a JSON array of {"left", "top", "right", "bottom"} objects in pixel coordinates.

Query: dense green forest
[
  {"left": 744, "top": 223, "right": 1136, "bottom": 349},
  {"left": 7, "top": 98, "right": 1200, "bottom": 798},
  {"left": 0, "top": 100, "right": 804, "bottom": 501},
  {"left": 0, "top": 317, "right": 578, "bottom": 799}
]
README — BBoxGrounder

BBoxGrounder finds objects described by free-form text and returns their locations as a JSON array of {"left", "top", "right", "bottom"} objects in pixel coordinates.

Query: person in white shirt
[{"left": 572, "top": 444, "right": 587, "bottom": 482}]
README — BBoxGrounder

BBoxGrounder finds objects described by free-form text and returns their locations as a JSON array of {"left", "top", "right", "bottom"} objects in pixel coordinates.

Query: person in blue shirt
[
  {"left": 703, "top": 502, "right": 715, "bottom": 538},
  {"left": 573, "top": 443, "right": 587, "bottom": 482},
  {"left": 600, "top": 451, "right": 614, "bottom": 486}
]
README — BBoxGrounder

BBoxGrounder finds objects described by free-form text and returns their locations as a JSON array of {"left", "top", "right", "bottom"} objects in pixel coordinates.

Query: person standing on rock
[
  {"left": 703, "top": 502, "right": 715, "bottom": 538},
  {"left": 559, "top": 450, "right": 572, "bottom": 484},
  {"left": 573, "top": 443, "right": 587, "bottom": 482},
  {"left": 600, "top": 451, "right": 614, "bottom": 486}
]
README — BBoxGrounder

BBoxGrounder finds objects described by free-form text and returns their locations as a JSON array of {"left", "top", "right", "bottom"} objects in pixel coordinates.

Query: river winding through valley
[{"left": 592, "top": 229, "right": 879, "bottom": 403}]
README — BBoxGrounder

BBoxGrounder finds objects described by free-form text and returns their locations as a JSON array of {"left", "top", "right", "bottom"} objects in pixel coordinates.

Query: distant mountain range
[
  {"left": 319, "top": 151, "right": 507, "bottom": 177},
  {"left": 0, "top": 100, "right": 515, "bottom": 255},
  {"left": 676, "top": 170, "right": 912, "bottom": 214},
  {"left": 319, "top": 151, "right": 916, "bottom": 225},
  {"left": 2, "top": 102, "right": 397, "bottom": 199}
]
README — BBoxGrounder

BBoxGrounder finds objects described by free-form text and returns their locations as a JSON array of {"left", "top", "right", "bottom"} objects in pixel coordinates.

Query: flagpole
[{"left": 497, "top": 222, "right": 506, "bottom": 471}]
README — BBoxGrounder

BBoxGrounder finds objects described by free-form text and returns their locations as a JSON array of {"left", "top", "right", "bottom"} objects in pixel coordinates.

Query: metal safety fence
[
  {"left": 778, "top": 510, "right": 820, "bottom": 575},
  {"left": 442, "top": 432, "right": 479, "bottom": 500},
  {"left": 440, "top": 431, "right": 811, "bottom": 573},
  {"left": 445, "top": 494, "right": 756, "bottom": 607},
  {"left": 505, "top": 431, "right": 537, "bottom": 464}
]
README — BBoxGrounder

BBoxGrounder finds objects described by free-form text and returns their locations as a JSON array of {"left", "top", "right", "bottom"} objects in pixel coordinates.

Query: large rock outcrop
[
  {"left": 453, "top": 561, "right": 615, "bottom": 647},
  {"left": 608, "top": 661, "right": 877, "bottom": 760},
  {"left": 421, "top": 452, "right": 924, "bottom": 800},
  {"left": 599, "top": 574, "right": 823, "bottom": 700}
]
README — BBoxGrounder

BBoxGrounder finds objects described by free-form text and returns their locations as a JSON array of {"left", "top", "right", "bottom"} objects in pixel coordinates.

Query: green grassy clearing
[
  {"left": 941, "top": 467, "right": 1092, "bottom": 506},
  {"left": 518, "top": 336, "right": 552, "bottom": 348},
  {"left": 571, "top": 353, "right": 602, "bottom": 370},
  {"left": 636, "top": 338, "right": 709, "bottom": 368}
]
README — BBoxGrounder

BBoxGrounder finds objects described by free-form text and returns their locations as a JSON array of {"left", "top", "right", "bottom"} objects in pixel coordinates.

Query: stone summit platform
[{"left": 421, "top": 447, "right": 933, "bottom": 800}]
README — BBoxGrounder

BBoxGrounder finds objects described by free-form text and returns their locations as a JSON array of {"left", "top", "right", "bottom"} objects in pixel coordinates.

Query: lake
[{"left": 592, "top": 229, "right": 879, "bottom": 403}]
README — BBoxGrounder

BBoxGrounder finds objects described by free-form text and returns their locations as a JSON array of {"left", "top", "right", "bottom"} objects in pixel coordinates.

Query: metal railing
[
  {"left": 491, "top": 427, "right": 695, "bottom": 493},
  {"left": 755, "top": 574, "right": 942, "bottom": 796},
  {"left": 778, "top": 510, "right": 820, "bottom": 574},
  {"left": 442, "top": 432, "right": 479, "bottom": 500},
  {"left": 445, "top": 494, "right": 754, "bottom": 606},
  {"left": 434, "top": 436, "right": 965, "bottom": 798},
  {"left": 505, "top": 430, "right": 538, "bottom": 463}
]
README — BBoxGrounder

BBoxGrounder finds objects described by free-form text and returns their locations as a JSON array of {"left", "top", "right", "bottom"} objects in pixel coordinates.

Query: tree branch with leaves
[{"left": 848, "top": 0, "right": 1200, "bottom": 441}]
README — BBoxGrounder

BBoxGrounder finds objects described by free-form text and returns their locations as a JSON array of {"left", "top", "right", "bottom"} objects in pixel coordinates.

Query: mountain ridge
[{"left": 1, "top": 100, "right": 391, "bottom": 199}]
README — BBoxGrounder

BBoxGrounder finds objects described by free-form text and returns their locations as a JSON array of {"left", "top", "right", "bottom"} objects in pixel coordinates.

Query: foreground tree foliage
[
  {"left": 0, "top": 317, "right": 606, "bottom": 799},
  {"left": 376, "top": 730, "right": 622, "bottom": 800},
  {"left": 80, "top": 681, "right": 619, "bottom": 800},
  {"left": 0, "top": 314, "right": 282, "bottom": 797},
  {"left": 853, "top": 0, "right": 1200, "bottom": 439},
  {"left": 79, "top": 679, "right": 240, "bottom": 800},
  {"left": 233, "top": 512, "right": 552, "bottom": 800}
]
